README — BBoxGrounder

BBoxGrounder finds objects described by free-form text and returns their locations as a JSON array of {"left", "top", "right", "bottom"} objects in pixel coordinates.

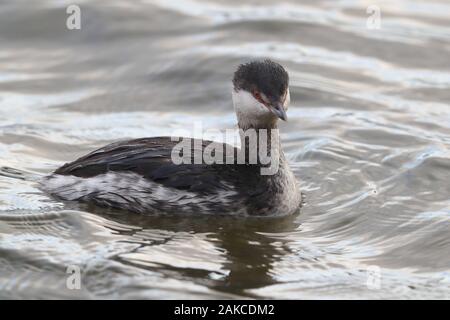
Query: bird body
[{"left": 43, "top": 60, "right": 302, "bottom": 216}]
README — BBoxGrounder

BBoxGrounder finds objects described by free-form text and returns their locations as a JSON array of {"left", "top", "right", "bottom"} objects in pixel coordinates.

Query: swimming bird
[{"left": 43, "top": 59, "right": 302, "bottom": 216}]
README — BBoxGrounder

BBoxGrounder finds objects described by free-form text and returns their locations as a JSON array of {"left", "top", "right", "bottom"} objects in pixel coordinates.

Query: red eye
[{"left": 253, "top": 91, "right": 263, "bottom": 103}]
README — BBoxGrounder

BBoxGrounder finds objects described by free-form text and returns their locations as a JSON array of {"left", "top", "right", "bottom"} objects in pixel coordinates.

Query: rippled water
[{"left": 1, "top": 0, "right": 449, "bottom": 299}]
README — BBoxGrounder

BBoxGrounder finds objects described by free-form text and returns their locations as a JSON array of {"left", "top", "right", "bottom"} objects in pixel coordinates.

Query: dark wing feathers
[
  {"left": 55, "top": 137, "right": 181, "bottom": 177},
  {"left": 54, "top": 137, "right": 261, "bottom": 195}
]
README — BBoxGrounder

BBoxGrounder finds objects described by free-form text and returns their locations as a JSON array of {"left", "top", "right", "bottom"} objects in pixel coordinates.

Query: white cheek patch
[
  {"left": 232, "top": 89, "right": 273, "bottom": 128},
  {"left": 232, "top": 88, "right": 291, "bottom": 128},
  {"left": 232, "top": 89, "right": 267, "bottom": 114},
  {"left": 41, "top": 172, "right": 241, "bottom": 215}
]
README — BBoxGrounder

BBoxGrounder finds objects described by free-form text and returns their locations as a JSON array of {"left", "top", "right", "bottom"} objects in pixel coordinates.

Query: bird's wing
[{"left": 54, "top": 137, "right": 251, "bottom": 194}]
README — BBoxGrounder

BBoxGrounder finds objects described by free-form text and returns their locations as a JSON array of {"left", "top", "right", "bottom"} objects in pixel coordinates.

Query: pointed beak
[{"left": 270, "top": 102, "right": 288, "bottom": 121}]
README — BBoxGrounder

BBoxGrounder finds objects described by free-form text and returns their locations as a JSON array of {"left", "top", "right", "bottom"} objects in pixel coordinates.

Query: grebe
[{"left": 43, "top": 60, "right": 302, "bottom": 216}]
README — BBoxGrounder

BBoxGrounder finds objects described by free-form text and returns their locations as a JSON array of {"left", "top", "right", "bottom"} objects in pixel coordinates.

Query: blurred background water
[{"left": 0, "top": 0, "right": 449, "bottom": 299}]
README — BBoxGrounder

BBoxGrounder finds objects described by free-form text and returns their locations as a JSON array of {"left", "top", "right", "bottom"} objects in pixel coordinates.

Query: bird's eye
[{"left": 252, "top": 91, "right": 262, "bottom": 102}]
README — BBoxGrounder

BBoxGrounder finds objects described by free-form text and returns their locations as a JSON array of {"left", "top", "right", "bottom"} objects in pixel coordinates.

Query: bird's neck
[
  {"left": 232, "top": 90, "right": 286, "bottom": 173},
  {"left": 233, "top": 89, "right": 278, "bottom": 132},
  {"left": 237, "top": 123, "right": 286, "bottom": 175}
]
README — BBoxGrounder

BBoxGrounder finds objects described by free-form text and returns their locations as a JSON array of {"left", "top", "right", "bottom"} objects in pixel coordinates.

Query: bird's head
[{"left": 232, "top": 59, "right": 290, "bottom": 129}]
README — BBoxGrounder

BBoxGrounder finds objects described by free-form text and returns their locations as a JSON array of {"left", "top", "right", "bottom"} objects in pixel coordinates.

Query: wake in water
[
  {"left": 0, "top": 166, "right": 42, "bottom": 182},
  {"left": 0, "top": 167, "right": 61, "bottom": 212}
]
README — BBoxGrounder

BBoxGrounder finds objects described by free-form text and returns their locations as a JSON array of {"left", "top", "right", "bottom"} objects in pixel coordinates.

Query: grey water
[{"left": 0, "top": 0, "right": 449, "bottom": 299}]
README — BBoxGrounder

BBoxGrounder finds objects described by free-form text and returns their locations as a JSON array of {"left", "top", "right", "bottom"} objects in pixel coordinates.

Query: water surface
[{"left": 0, "top": 0, "right": 449, "bottom": 299}]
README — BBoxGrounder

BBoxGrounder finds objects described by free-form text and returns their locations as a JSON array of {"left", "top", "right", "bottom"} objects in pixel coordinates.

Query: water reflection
[{"left": 90, "top": 207, "right": 301, "bottom": 296}]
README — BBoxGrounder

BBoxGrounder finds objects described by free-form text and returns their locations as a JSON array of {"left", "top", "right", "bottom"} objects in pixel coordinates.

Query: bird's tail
[{"left": 0, "top": 166, "right": 44, "bottom": 182}]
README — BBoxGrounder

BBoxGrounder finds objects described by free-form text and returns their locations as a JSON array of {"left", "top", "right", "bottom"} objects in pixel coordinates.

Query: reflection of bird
[
  {"left": 43, "top": 60, "right": 302, "bottom": 216},
  {"left": 95, "top": 211, "right": 301, "bottom": 297}
]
